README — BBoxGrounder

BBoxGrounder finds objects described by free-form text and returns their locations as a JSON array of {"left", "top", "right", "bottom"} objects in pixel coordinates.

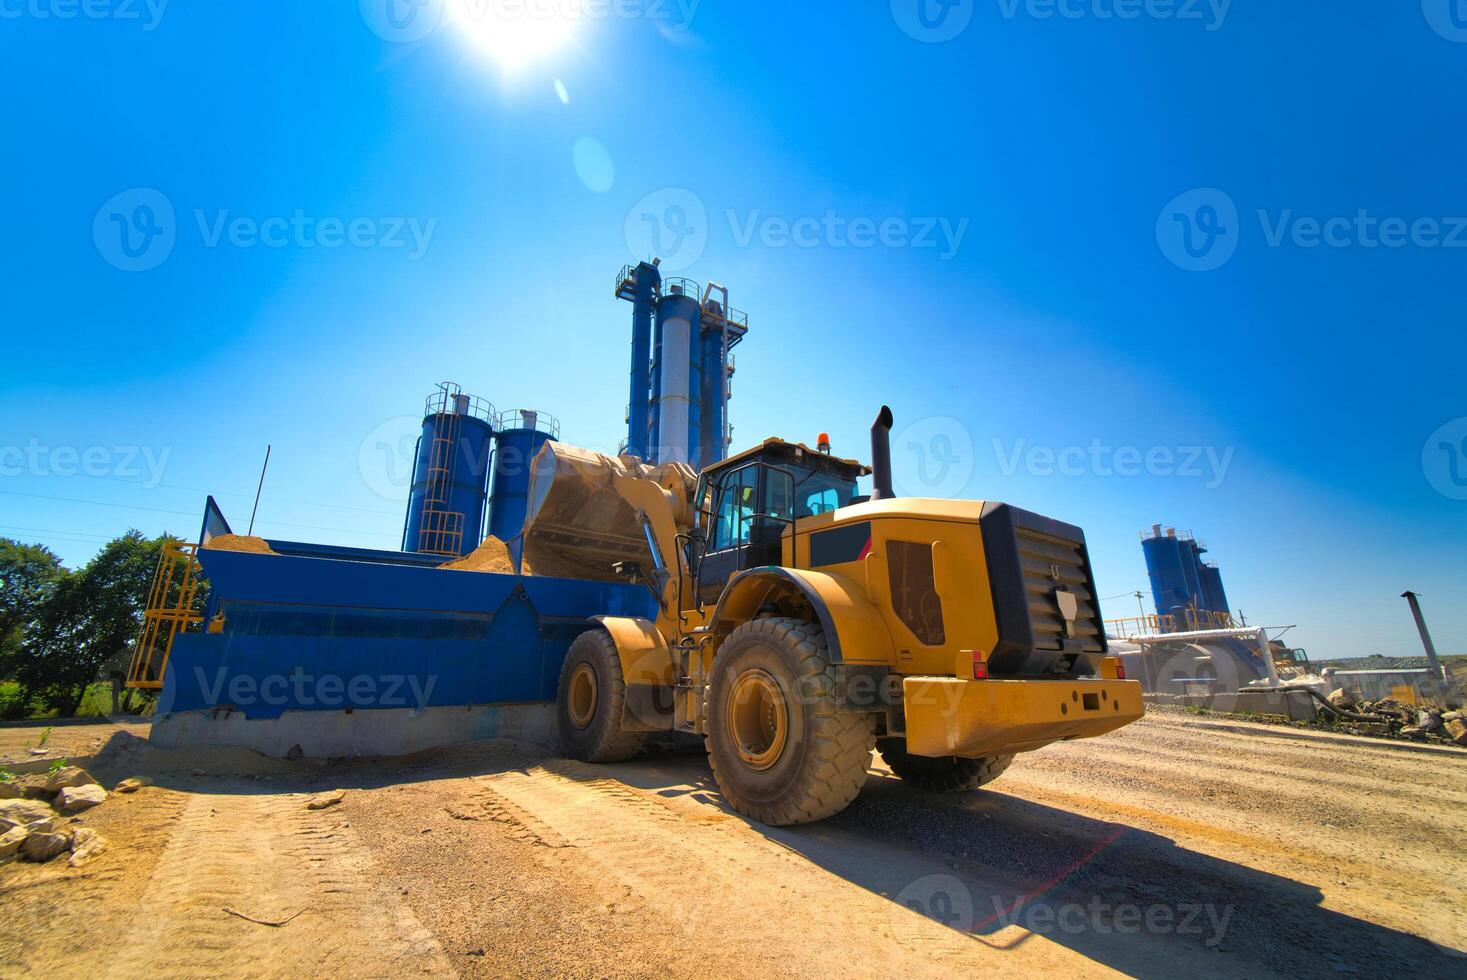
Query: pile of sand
[
  {"left": 202, "top": 534, "right": 277, "bottom": 555},
  {"left": 440, "top": 536, "right": 533, "bottom": 576}
]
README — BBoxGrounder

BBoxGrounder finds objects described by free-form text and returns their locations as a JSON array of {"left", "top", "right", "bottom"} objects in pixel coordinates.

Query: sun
[{"left": 444, "top": 0, "right": 578, "bottom": 70}]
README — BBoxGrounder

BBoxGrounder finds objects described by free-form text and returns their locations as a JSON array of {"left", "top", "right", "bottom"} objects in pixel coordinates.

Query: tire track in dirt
[
  {"left": 475, "top": 757, "right": 1116, "bottom": 977},
  {"left": 104, "top": 791, "right": 454, "bottom": 979}
]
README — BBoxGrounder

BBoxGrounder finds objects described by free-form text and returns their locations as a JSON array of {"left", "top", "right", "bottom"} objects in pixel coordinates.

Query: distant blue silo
[
  {"left": 488, "top": 410, "right": 560, "bottom": 561},
  {"left": 623, "top": 261, "right": 660, "bottom": 461},
  {"left": 651, "top": 285, "right": 701, "bottom": 465},
  {"left": 1142, "top": 526, "right": 1234, "bottom": 630},
  {"left": 1198, "top": 562, "right": 1232, "bottom": 621},
  {"left": 403, "top": 384, "right": 496, "bottom": 557}
]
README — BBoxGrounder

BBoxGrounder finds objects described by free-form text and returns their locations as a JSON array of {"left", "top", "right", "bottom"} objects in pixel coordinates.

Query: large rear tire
[
  {"left": 876, "top": 738, "right": 1013, "bottom": 793},
  {"left": 705, "top": 618, "right": 876, "bottom": 826},
  {"left": 557, "top": 629, "right": 647, "bottom": 763}
]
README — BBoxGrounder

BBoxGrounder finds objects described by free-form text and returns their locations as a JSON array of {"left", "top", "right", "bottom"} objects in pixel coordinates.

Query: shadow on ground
[{"left": 35, "top": 721, "right": 1462, "bottom": 979}]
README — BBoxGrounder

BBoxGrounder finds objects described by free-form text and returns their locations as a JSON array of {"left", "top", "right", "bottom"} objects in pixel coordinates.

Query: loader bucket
[{"left": 521, "top": 442, "right": 697, "bottom": 582}]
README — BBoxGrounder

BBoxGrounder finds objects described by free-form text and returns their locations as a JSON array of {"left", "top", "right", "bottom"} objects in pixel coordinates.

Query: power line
[
  {"left": 52, "top": 470, "right": 402, "bottom": 517},
  {"left": 0, "top": 488, "right": 395, "bottom": 538}
]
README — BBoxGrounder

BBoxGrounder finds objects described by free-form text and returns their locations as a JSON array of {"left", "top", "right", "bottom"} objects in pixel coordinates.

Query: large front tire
[
  {"left": 705, "top": 618, "right": 876, "bottom": 826},
  {"left": 557, "top": 629, "right": 647, "bottom": 763},
  {"left": 876, "top": 738, "right": 1013, "bottom": 793}
]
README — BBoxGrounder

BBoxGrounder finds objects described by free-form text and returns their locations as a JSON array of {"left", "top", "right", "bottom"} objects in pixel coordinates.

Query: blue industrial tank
[
  {"left": 651, "top": 286, "right": 702, "bottom": 466},
  {"left": 488, "top": 410, "right": 560, "bottom": 560},
  {"left": 624, "top": 261, "right": 660, "bottom": 461},
  {"left": 1142, "top": 528, "right": 1201, "bottom": 631},
  {"left": 1142, "top": 526, "right": 1233, "bottom": 630},
  {"left": 403, "top": 385, "right": 496, "bottom": 557},
  {"left": 1197, "top": 562, "right": 1232, "bottom": 620}
]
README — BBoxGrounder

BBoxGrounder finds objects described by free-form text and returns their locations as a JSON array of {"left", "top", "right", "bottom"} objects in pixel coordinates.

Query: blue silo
[
  {"left": 623, "top": 261, "right": 660, "bottom": 461},
  {"left": 488, "top": 410, "right": 560, "bottom": 561},
  {"left": 1142, "top": 527, "right": 1201, "bottom": 631},
  {"left": 651, "top": 285, "right": 701, "bottom": 465},
  {"left": 403, "top": 384, "right": 496, "bottom": 557},
  {"left": 1198, "top": 562, "right": 1232, "bottom": 621}
]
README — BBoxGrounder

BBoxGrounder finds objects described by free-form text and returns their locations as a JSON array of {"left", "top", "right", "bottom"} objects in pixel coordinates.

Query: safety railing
[
  {"left": 1106, "top": 609, "right": 1236, "bottom": 638},
  {"left": 127, "top": 541, "right": 205, "bottom": 690},
  {"left": 497, "top": 409, "right": 561, "bottom": 440}
]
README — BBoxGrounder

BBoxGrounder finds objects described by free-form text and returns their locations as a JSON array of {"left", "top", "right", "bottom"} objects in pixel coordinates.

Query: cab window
[{"left": 712, "top": 467, "right": 758, "bottom": 550}]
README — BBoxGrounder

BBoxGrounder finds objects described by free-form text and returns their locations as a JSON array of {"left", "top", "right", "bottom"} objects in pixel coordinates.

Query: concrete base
[
  {"left": 1145, "top": 688, "right": 1319, "bottom": 722},
  {"left": 150, "top": 703, "right": 559, "bottom": 759}
]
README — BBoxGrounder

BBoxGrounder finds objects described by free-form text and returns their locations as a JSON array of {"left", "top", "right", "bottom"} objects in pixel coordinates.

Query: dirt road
[{"left": 2, "top": 711, "right": 1462, "bottom": 978}]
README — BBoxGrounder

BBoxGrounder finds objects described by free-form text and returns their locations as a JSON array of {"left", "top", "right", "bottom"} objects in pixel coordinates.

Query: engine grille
[
  {"left": 980, "top": 503, "right": 1108, "bottom": 676},
  {"left": 1015, "top": 525, "right": 1105, "bottom": 653}
]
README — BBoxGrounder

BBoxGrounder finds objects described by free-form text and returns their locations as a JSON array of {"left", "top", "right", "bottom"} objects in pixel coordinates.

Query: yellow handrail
[{"left": 126, "top": 542, "right": 204, "bottom": 690}]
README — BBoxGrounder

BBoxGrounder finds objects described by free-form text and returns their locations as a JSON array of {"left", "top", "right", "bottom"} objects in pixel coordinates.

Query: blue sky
[{"left": 2, "top": 1, "right": 1464, "bottom": 659}]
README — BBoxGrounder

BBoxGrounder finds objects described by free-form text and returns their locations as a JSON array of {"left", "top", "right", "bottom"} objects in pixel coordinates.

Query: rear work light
[
  {"left": 965, "top": 650, "right": 989, "bottom": 680},
  {"left": 1115, "top": 661, "right": 1127, "bottom": 680}
]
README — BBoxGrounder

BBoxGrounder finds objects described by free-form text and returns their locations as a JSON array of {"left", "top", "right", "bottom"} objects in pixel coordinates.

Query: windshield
[{"left": 770, "top": 462, "right": 859, "bottom": 519}]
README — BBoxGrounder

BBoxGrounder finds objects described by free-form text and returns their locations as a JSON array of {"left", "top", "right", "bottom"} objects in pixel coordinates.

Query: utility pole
[
  {"left": 1402, "top": 592, "right": 1448, "bottom": 702},
  {"left": 247, "top": 445, "right": 272, "bottom": 537}
]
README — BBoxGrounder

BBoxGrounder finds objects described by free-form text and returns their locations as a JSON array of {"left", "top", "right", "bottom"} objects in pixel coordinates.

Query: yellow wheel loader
[{"left": 522, "top": 407, "right": 1143, "bottom": 826}]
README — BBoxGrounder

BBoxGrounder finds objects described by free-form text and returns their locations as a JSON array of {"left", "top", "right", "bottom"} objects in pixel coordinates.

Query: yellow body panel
[
  {"left": 592, "top": 615, "right": 678, "bottom": 732},
  {"left": 712, "top": 568, "right": 895, "bottom": 665},
  {"left": 902, "top": 676, "right": 1144, "bottom": 759},
  {"left": 787, "top": 500, "right": 1000, "bottom": 676}
]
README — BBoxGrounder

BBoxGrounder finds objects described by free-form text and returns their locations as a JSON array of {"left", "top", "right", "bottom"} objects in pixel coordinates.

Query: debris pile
[
  {"left": 0, "top": 766, "right": 134, "bottom": 868},
  {"left": 1319, "top": 690, "right": 1467, "bottom": 746}
]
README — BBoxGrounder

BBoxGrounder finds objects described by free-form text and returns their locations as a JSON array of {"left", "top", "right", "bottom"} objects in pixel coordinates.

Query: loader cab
[{"left": 693, "top": 439, "right": 870, "bottom": 603}]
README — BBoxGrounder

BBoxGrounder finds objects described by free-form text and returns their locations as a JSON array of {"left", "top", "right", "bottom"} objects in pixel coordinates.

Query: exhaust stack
[{"left": 870, "top": 406, "right": 895, "bottom": 501}]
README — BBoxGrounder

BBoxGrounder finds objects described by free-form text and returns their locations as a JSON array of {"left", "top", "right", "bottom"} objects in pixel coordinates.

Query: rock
[
  {"left": 0, "top": 798, "right": 56, "bottom": 827},
  {"left": 1327, "top": 688, "right": 1358, "bottom": 709},
  {"left": 17, "top": 775, "right": 55, "bottom": 800},
  {"left": 114, "top": 777, "right": 151, "bottom": 794},
  {"left": 1400, "top": 725, "right": 1427, "bottom": 740},
  {"left": 28, "top": 747, "right": 48, "bottom": 756},
  {"left": 286, "top": 744, "right": 304, "bottom": 762},
  {"left": 0, "top": 824, "right": 27, "bottom": 860},
  {"left": 56, "top": 784, "right": 107, "bottom": 813},
  {"left": 306, "top": 790, "right": 345, "bottom": 811},
  {"left": 1442, "top": 710, "right": 1462, "bottom": 722},
  {"left": 21, "top": 830, "right": 70, "bottom": 863},
  {"left": 43, "top": 766, "right": 98, "bottom": 793},
  {"left": 68, "top": 827, "right": 107, "bottom": 867},
  {"left": 190, "top": 769, "right": 207, "bottom": 777},
  {"left": 0, "top": 782, "right": 19, "bottom": 799},
  {"left": 1445, "top": 719, "right": 1467, "bottom": 747},
  {"left": 1417, "top": 710, "right": 1443, "bottom": 732}
]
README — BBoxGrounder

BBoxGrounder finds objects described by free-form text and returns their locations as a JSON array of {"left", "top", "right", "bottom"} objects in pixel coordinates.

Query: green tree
[
  {"left": 0, "top": 539, "right": 64, "bottom": 667},
  {"left": 15, "top": 531, "right": 169, "bottom": 718}
]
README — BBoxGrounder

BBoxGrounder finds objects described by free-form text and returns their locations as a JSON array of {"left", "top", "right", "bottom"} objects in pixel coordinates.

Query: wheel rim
[
  {"left": 568, "top": 663, "right": 598, "bottom": 730},
  {"left": 727, "top": 668, "right": 788, "bottom": 771}
]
